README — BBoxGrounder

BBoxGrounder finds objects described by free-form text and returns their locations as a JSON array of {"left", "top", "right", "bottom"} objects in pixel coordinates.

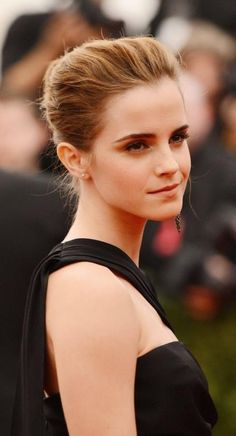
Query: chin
[{"left": 147, "top": 202, "right": 183, "bottom": 222}]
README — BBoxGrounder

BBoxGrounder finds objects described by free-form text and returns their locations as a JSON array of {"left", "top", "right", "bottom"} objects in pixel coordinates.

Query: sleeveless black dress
[{"left": 11, "top": 238, "right": 217, "bottom": 436}]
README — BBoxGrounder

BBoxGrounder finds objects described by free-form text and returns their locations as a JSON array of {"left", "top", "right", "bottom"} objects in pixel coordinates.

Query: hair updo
[{"left": 41, "top": 36, "right": 180, "bottom": 151}]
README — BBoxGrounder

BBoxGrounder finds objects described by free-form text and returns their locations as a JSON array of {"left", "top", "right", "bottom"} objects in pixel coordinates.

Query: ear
[{"left": 57, "top": 142, "right": 90, "bottom": 179}]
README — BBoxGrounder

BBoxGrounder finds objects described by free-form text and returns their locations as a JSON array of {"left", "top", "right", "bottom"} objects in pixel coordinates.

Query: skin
[
  {"left": 2, "top": 13, "right": 104, "bottom": 98},
  {"left": 45, "top": 77, "right": 191, "bottom": 435}
]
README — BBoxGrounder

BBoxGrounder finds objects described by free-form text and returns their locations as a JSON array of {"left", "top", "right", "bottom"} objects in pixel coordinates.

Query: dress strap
[{"left": 57, "top": 239, "right": 172, "bottom": 329}]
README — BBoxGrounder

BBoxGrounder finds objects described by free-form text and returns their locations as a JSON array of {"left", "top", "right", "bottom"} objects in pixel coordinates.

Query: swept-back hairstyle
[{"left": 41, "top": 36, "right": 180, "bottom": 151}]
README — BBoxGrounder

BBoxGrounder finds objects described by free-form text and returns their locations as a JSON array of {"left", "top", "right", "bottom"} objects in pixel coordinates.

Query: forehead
[{"left": 99, "top": 78, "right": 187, "bottom": 140}]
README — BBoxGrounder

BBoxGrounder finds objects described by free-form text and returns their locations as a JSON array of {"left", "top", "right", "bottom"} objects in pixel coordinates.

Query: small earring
[
  {"left": 80, "top": 173, "right": 86, "bottom": 178},
  {"left": 175, "top": 214, "right": 181, "bottom": 233}
]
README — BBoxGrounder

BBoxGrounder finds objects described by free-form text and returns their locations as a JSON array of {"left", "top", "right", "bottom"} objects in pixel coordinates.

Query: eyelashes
[
  {"left": 125, "top": 141, "right": 148, "bottom": 152},
  {"left": 170, "top": 132, "right": 190, "bottom": 144},
  {"left": 125, "top": 132, "right": 190, "bottom": 152}
]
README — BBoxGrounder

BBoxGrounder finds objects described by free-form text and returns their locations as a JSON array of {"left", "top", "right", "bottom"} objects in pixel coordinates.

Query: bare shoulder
[
  {"left": 47, "top": 260, "right": 137, "bottom": 312},
  {"left": 46, "top": 261, "right": 140, "bottom": 348}
]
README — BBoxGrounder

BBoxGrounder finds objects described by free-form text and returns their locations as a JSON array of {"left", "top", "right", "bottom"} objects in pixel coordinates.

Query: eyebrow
[{"left": 113, "top": 124, "right": 189, "bottom": 143}]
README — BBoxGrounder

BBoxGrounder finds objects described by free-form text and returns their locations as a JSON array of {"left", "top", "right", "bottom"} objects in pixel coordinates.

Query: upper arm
[{"left": 46, "top": 262, "right": 139, "bottom": 436}]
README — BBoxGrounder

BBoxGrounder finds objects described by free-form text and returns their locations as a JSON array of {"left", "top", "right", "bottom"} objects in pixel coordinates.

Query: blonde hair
[{"left": 41, "top": 36, "right": 180, "bottom": 151}]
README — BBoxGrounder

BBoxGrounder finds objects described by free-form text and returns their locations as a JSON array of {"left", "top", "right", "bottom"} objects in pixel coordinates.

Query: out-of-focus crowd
[{"left": 0, "top": 1, "right": 236, "bottom": 433}]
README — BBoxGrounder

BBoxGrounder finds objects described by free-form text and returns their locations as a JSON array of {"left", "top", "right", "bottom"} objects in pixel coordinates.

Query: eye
[
  {"left": 125, "top": 141, "right": 148, "bottom": 152},
  {"left": 170, "top": 132, "right": 190, "bottom": 144}
]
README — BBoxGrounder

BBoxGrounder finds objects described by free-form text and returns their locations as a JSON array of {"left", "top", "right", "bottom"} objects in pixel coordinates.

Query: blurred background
[{"left": 0, "top": 1, "right": 236, "bottom": 435}]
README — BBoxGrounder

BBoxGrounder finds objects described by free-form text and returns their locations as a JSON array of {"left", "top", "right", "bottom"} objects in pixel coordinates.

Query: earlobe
[{"left": 57, "top": 142, "right": 90, "bottom": 179}]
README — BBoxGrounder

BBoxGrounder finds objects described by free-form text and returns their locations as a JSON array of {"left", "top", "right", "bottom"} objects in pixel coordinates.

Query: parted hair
[{"left": 41, "top": 36, "right": 180, "bottom": 150}]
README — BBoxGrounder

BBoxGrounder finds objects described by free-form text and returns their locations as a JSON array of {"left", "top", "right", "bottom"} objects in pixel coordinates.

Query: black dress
[{"left": 11, "top": 238, "right": 217, "bottom": 436}]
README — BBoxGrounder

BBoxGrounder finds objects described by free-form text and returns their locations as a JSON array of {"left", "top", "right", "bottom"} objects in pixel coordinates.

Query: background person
[
  {"left": 0, "top": 170, "right": 71, "bottom": 436},
  {"left": 1, "top": 0, "right": 124, "bottom": 100},
  {"left": 1, "top": 0, "right": 124, "bottom": 173},
  {"left": 0, "top": 96, "right": 48, "bottom": 173}
]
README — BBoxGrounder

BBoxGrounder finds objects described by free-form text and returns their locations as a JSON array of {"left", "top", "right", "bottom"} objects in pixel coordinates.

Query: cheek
[
  {"left": 93, "top": 157, "right": 148, "bottom": 206},
  {"left": 108, "top": 168, "right": 145, "bottom": 198},
  {"left": 179, "top": 145, "right": 191, "bottom": 180},
  {"left": 100, "top": 157, "right": 146, "bottom": 188}
]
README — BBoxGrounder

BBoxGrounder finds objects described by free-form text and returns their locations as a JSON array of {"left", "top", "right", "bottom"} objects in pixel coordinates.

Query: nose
[{"left": 154, "top": 146, "right": 179, "bottom": 177}]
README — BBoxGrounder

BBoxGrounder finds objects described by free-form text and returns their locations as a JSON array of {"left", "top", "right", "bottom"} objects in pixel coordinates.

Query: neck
[{"left": 64, "top": 196, "right": 146, "bottom": 266}]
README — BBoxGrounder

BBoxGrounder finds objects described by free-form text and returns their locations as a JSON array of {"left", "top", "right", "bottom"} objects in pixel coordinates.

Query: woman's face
[{"left": 88, "top": 77, "right": 191, "bottom": 222}]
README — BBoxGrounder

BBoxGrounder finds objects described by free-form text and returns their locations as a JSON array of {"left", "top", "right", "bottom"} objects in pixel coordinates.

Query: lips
[{"left": 149, "top": 183, "right": 180, "bottom": 194}]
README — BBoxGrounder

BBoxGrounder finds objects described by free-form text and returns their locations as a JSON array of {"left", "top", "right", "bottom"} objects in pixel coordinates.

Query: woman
[{"left": 12, "top": 36, "right": 217, "bottom": 435}]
